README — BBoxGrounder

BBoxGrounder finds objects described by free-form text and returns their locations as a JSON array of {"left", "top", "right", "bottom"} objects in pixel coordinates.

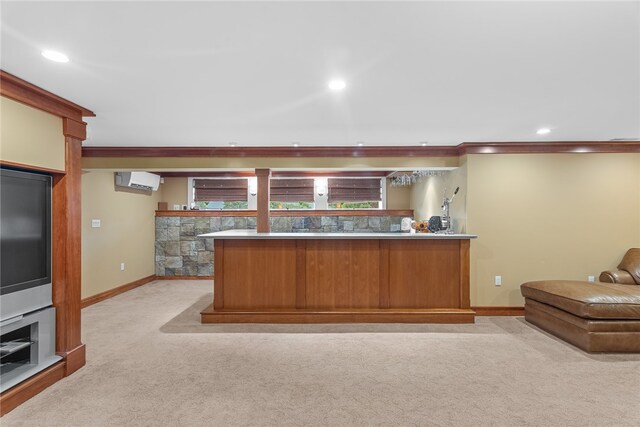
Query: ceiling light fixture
[
  {"left": 420, "top": 142, "right": 428, "bottom": 146},
  {"left": 41, "top": 50, "right": 69, "bottom": 63},
  {"left": 328, "top": 79, "right": 346, "bottom": 92},
  {"left": 536, "top": 128, "right": 551, "bottom": 135},
  {"left": 357, "top": 142, "right": 364, "bottom": 147},
  {"left": 229, "top": 142, "right": 237, "bottom": 147},
  {"left": 292, "top": 142, "right": 300, "bottom": 148}
]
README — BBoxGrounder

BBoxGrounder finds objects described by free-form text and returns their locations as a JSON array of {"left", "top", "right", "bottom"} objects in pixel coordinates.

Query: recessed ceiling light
[
  {"left": 357, "top": 142, "right": 364, "bottom": 147},
  {"left": 536, "top": 128, "right": 551, "bottom": 135},
  {"left": 229, "top": 142, "right": 237, "bottom": 147},
  {"left": 420, "top": 142, "right": 429, "bottom": 146},
  {"left": 292, "top": 142, "right": 300, "bottom": 148},
  {"left": 328, "top": 79, "right": 346, "bottom": 92},
  {"left": 41, "top": 50, "right": 69, "bottom": 63}
]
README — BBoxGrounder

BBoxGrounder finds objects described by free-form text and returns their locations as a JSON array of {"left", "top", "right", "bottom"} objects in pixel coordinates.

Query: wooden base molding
[
  {"left": 81, "top": 275, "right": 157, "bottom": 308},
  {"left": 61, "top": 344, "right": 86, "bottom": 376},
  {"left": 473, "top": 306, "right": 525, "bottom": 316},
  {"left": 160, "top": 276, "right": 214, "bottom": 280},
  {"left": 0, "top": 361, "right": 66, "bottom": 416},
  {"left": 201, "top": 304, "right": 476, "bottom": 324}
]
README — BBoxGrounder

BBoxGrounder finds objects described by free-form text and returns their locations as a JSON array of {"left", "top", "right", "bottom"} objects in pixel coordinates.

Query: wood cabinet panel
[
  {"left": 305, "top": 240, "right": 380, "bottom": 309},
  {"left": 222, "top": 240, "right": 297, "bottom": 308},
  {"left": 388, "top": 240, "right": 460, "bottom": 308}
]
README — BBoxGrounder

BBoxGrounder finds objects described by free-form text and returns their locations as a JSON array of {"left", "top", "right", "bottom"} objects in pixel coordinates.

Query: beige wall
[
  {"left": 467, "top": 153, "right": 640, "bottom": 306},
  {"left": 81, "top": 171, "right": 161, "bottom": 298},
  {"left": 410, "top": 164, "right": 467, "bottom": 232},
  {"left": 160, "top": 177, "right": 188, "bottom": 209},
  {"left": 386, "top": 182, "right": 411, "bottom": 210},
  {"left": 0, "top": 96, "right": 65, "bottom": 171}
]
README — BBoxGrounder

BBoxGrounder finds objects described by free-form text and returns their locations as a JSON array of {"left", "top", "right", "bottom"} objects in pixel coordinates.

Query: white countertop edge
[{"left": 198, "top": 230, "right": 478, "bottom": 239}]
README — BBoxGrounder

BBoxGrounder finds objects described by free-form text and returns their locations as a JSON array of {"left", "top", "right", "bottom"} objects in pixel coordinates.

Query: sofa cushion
[
  {"left": 618, "top": 248, "right": 640, "bottom": 284},
  {"left": 521, "top": 280, "right": 640, "bottom": 320}
]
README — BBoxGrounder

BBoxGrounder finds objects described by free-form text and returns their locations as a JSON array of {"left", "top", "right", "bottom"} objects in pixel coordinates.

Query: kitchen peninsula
[{"left": 199, "top": 230, "right": 477, "bottom": 323}]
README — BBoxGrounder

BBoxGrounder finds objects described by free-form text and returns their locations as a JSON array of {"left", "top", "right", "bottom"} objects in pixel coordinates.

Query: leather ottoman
[{"left": 521, "top": 280, "right": 640, "bottom": 352}]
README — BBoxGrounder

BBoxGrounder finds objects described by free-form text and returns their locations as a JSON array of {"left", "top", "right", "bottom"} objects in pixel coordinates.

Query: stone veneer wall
[{"left": 155, "top": 215, "right": 404, "bottom": 277}]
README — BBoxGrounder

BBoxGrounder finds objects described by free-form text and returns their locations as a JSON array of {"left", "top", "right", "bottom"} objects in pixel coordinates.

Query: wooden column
[
  {"left": 52, "top": 118, "right": 87, "bottom": 376},
  {"left": 255, "top": 168, "right": 271, "bottom": 232}
]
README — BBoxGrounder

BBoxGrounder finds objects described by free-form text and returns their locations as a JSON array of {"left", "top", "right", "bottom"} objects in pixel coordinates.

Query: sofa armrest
[{"left": 599, "top": 270, "right": 637, "bottom": 285}]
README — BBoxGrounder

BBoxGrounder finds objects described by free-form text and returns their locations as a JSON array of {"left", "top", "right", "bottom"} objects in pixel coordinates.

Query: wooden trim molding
[
  {"left": 82, "top": 141, "right": 639, "bottom": 158},
  {"left": 201, "top": 306, "right": 476, "bottom": 324},
  {"left": 159, "top": 171, "right": 390, "bottom": 178},
  {"left": 459, "top": 141, "right": 640, "bottom": 155},
  {"left": 81, "top": 275, "right": 157, "bottom": 308},
  {"left": 0, "top": 361, "right": 66, "bottom": 416},
  {"left": 156, "top": 209, "right": 414, "bottom": 218},
  {"left": 0, "top": 70, "right": 94, "bottom": 120},
  {"left": 472, "top": 306, "right": 525, "bottom": 316},
  {"left": 82, "top": 146, "right": 459, "bottom": 158},
  {"left": 62, "top": 117, "right": 87, "bottom": 141},
  {"left": 0, "top": 160, "right": 66, "bottom": 175}
]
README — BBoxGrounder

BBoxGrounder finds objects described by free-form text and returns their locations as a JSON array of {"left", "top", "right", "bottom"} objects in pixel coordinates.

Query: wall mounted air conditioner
[{"left": 115, "top": 171, "right": 161, "bottom": 191}]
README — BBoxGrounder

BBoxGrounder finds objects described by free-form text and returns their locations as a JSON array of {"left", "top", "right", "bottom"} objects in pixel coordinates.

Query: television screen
[{"left": 0, "top": 168, "right": 52, "bottom": 295}]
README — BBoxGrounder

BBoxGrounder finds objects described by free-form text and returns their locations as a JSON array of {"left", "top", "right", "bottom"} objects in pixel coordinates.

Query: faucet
[{"left": 441, "top": 187, "right": 459, "bottom": 234}]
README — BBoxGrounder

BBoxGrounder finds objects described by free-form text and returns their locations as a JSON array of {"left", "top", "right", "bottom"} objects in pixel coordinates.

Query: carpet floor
[{"left": 2, "top": 280, "right": 639, "bottom": 426}]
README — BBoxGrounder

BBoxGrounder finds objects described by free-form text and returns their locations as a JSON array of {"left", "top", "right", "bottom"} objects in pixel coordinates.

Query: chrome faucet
[{"left": 441, "top": 187, "right": 459, "bottom": 234}]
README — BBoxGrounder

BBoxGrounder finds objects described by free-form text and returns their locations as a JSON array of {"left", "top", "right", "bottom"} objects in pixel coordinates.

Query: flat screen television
[{"left": 0, "top": 168, "right": 52, "bottom": 321}]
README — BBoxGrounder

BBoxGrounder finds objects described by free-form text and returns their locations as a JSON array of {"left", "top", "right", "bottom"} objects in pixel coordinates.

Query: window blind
[
  {"left": 327, "top": 178, "right": 381, "bottom": 203},
  {"left": 193, "top": 179, "right": 248, "bottom": 202},
  {"left": 270, "top": 178, "right": 315, "bottom": 202}
]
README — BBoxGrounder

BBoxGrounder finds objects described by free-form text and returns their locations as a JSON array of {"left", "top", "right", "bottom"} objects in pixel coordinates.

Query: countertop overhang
[{"left": 198, "top": 230, "right": 478, "bottom": 240}]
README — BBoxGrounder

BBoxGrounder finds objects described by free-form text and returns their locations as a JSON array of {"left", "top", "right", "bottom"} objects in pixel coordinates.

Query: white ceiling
[{"left": 1, "top": 1, "right": 639, "bottom": 147}]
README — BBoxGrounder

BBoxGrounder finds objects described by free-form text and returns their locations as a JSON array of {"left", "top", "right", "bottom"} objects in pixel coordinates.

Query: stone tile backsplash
[{"left": 155, "top": 215, "right": 403, "bottom": 277}]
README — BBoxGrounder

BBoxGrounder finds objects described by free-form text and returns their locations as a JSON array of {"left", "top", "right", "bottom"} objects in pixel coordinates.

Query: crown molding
[
  {"left": 82, "top": 141, "right": 639, "bottom": 158},
  {"left": 458, "top": 141, "right": 640, "bottom": 154},
  {"left": 0, "top": 70, "right": 94, "bottom": 120}
]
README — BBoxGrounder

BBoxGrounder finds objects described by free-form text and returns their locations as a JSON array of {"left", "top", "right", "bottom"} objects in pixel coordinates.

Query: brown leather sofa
[
  {"left": 521, "top": 249, "right": 640, "bottom": 352},
  {"left": 521, "top": 281, "right": 640, "bottom": 352},
  {"left": 599, "top": 248, "right": 640, "bottom": 285}
]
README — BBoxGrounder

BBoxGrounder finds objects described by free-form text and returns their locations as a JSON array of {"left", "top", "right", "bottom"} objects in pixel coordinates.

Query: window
[
  {"left": 328, "top": 178, "right": 382, "bottom": 209},
  {"left": 193, "top": 178, "right": 248, "bottom": 209},
  {"left": 188, "top": 176, "right": 385, "bottom": 210},
  {"left": 270, "top": 179, "right": 314, "bottom": 209}
]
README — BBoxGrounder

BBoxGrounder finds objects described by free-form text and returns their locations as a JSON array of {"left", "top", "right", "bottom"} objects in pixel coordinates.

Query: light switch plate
[
  {"left": 588, "top": 275, "right": 595, "bottom": 282},
  {"left": 91, "top": 219, "right": 101, "bottom": 228},
  {"left": 495, "top": 275, "right": 502, "bottom": 286}
]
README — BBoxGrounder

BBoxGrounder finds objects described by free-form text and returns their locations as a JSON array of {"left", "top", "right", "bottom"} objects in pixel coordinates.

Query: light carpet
[{"left": 2, "top": 280, "right": 639, "bottom": 426}]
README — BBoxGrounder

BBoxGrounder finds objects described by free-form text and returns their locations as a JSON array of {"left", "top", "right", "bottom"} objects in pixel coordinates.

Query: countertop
[{"left": 198, "top": 230, "right": 478, "bottom": 240}]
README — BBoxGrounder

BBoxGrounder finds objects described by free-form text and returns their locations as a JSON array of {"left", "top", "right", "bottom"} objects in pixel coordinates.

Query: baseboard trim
[
  {"left": 0, "top": 361, "right": 66, "bottom": 416},
  {"left": 81, "top": 275, "right": 157, "bottom": 308},
  {"left": 473, "top": 306, "right": 525, "bottom": 316},
  {"left": 201, "top": 304, "right": 476, "bottom": 324},
  {"left": 61, "top": 344, "right": 86, "bottom": 376},
  {"left": 158, "top": 276, "right": 214, "bottom": 280}
]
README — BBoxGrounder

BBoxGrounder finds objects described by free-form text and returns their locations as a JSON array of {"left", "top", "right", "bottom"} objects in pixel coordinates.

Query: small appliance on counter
[{"left": 400, "top": 217, "right": 413, "bottom": 232}]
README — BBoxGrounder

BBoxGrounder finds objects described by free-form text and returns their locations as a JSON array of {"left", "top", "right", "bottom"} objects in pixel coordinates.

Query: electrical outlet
[
  {"left": 495, "top": 275, "right": 502, "bottom": 286},
  {"left": 91, "top": 219, "right": 101, "bottom": 228},
  {"left": 587, "top": 275, "right": 595, "bottom": 282},
  {"left": 173, "top": 204, "right": 180, "bottom": 210},
  {"left": 120, "top": 263, "right": 125, "bottom": 271}
]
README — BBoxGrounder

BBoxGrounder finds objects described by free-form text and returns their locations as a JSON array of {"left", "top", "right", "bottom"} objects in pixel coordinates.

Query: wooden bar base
[{"left": 201, "top": 304, "right": 476, "bottom": 324}]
